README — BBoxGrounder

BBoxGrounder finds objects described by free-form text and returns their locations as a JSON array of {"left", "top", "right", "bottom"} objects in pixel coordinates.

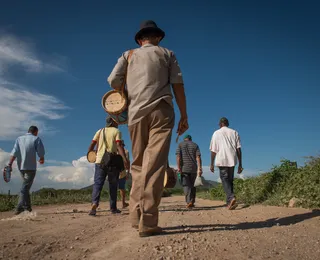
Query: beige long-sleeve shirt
[{"left": 107, "top": 43, "right": 184, "bottom": 126}]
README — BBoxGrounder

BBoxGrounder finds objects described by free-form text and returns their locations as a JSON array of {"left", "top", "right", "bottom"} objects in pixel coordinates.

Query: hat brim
[{"left": 135, "top": 27, "right": 165, "bottom": 44}]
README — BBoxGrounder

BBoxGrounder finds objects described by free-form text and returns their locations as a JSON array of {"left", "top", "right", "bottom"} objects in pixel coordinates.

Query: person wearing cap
[
  {"left": 118, "top": 140, "right": 130, "bottom": 209},
  {"left": 87, "top": 117, "right": 129, "bottom": 216},
  {"left": 107, "top": 20, "right": 188, "bottom": 237},
  {"left": 209, "top": 117, "right": 243, "bottom": 210},
  {"left": 176, "top": 134, "right": 202, "bottom": 208}
]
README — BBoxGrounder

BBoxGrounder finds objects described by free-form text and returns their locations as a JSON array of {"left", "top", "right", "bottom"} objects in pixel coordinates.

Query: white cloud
[
  {"left": 0, "top": 34, "right": 65, "bottom": 75},
  {"left": 0, "top": 32, "right": 70, "bottom": 140},
  {"left": 0, "top": 148, "right": 94, "bottom": 194},
  {"left": 0, "top": 83, "right": 69, "bottom": 140}
]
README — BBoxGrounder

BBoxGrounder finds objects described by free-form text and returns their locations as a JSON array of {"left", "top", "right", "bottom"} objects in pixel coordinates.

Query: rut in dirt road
[{"left": 0, "top": 196, "right": 319, "bottom": 260}]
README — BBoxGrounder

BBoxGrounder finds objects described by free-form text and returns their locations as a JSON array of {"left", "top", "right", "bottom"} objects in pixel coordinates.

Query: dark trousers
[
  {"left": 92, "top": 164, "right": 120, "bottom": 210},
  {"left": 219, "top": 167, "right": 235, "bottom": 205},
  {"left": 181, "top": 173, "right": 197, "bottom": 204},
  {"left": 17, "top": 170, "right": 36, "bottom": 211}
]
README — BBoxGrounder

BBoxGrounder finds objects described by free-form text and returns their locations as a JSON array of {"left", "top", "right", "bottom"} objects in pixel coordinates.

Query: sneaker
[
  {"left": 88, "top": 204, "right": 97, "bottom": 216},
  {"left": 111, "top": 209, "right": 121, "bottom": 214},
  {"left": 186, "top": 202, "right": 194, "bottom": 209},
  {"left": 228, "top": 198, "right": 238, "bottom": 210},
  {"left": 14, "top": 209, "right": 24, "bottom": 215}
]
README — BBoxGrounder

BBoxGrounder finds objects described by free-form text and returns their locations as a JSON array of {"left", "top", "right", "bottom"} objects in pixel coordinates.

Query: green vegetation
[
  {"left": 0, "top": 187, "right": 113, "bottom": 212},
  {"left": 208, "top": 158, "right": 320, "bottom": 209},
  {"left": 1, "top": 157, "right": 319, "bottom": 212}
]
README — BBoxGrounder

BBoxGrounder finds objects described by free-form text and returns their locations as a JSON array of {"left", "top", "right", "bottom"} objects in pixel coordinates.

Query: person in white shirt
[{"left": 209, "top": 117, "right": 243, "bottom": 210}]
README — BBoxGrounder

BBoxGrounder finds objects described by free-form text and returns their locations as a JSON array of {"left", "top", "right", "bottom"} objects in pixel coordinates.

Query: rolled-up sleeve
[
  {"left": 169, "top": 51, "right": 184, "bottom": 84},
  {"left": 35, "top": 138, "right": 45, "bottom": 158},
  {"left": 235, "top": 131, "right": 241, "bottom": 149},
  {"left": 115, "top": 130, "right": 122, "bottom": 142},
  {"left": 10, "top": 139, "right": 20, "bottom": 157},
  {"left": 209, "top": 133, "right": 219, "bottom": 153},
  {"left": 107, "top": 51, "right": 129, "bottom": 90}
]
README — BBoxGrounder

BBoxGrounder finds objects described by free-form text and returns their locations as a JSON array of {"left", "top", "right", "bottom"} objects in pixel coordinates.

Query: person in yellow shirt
[
  {"left": 88, "top": 117, "right": 129, "bottom": 216},
  {"left": 118, "top": 141, "right": 130, "bottom": 208}
]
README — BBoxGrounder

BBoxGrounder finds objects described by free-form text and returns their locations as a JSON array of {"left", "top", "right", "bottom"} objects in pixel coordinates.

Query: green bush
[{"left": 209, "top": 158, "right": 320, "bottom": 209}]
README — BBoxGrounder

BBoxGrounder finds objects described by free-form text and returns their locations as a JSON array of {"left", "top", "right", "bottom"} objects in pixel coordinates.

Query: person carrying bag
[{"left": 87, "top": 116, "right": 129, "bottom": 216}]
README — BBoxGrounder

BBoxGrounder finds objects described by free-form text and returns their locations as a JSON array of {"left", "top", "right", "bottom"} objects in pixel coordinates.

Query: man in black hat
[
  {"left": 209, "top": 117, "right": 243, "bottom": 210},
  {"left": 108, "top": 20, "right": 188, "bottom": 237},
  {"left": 87, "top": 116, "right": 129, "bottom": 216}
]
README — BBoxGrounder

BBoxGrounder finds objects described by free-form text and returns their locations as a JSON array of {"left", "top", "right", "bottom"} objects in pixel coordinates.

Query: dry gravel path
[{"left": 0, "top": 196, "right": 319, "bottom": 260}]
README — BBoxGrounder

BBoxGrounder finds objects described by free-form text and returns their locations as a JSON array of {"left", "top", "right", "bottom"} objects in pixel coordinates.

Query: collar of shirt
[{"left": 141, "top": 43, "right": 155, "bottom": 48}]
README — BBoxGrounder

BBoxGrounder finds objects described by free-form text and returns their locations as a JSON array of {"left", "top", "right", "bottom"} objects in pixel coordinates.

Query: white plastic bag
[{"left": 194, "top": 176, "right": 204, "bottom": 187}]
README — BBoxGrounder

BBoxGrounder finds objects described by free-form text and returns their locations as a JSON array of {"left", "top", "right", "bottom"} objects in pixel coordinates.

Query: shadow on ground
[{"left": 162, "top": 209, "right": 320, "bottom": 236}]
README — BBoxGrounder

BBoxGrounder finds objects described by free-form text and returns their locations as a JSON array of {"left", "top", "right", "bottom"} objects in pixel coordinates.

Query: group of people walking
[{"left": 6, "top": 20, "right": 243, "bottom": 238}]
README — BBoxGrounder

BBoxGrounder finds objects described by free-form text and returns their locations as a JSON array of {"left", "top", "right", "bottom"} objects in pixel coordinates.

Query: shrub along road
[{"left": 0, "top": 196, "right": 319, "bottom": 260}]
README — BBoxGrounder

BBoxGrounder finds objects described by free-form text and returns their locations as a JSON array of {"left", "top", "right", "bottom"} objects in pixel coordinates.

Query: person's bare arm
[
  {"left": 172, "top": 83, "right": 187, "bottom": 119},
  {"left": 169, "top": 51, "right": 188, "bottom": 136},
  {"left": 172, "top": 83, "right": 188, "bottom": 135},
  {"left": 117, "top": 143, "right": 129, "bottom": 169},
  {"left": 176, "top": 154, "right": 181, "bottom": 173},
  {"left": 196, "top": 155, "right": 202, "bottom": 176},
  {"left": 88, "top": 141, "right": 96, "bottom": 152},
  {"left": 210, "top": 152, "right": 216, "bottom": 173},
  {"left": 236, "top": 148, "right": 243, "bottom": 174},
  {"left": 8, "top": 156, "right": 16, "bottom": 168}
]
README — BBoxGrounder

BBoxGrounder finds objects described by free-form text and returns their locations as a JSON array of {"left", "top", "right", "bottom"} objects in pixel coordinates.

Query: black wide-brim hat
[{"left": 135, "top": 20, "right": 165, "bottom": 44}]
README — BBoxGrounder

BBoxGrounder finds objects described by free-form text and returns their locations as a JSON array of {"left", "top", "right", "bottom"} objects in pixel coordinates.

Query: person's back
[
  {"left": 178, "top": 139, "right": 200, "bottom": 173},
  {"left": 210, "top": 117, "right": 243, "bottom": 210},
  {"left": 15, "top": 133, "right": 43, "bottom": 170},
  {"left": 109, "top": 44, "right": 181, "bottom": 126},
  {"left": 88, "top": 117, "right": 129, "bottom": 216},
  {"left": 93, "top": 127, "right": 121, "bottom": 164},
  {"left": 107, "top": 20, "right": 189, "bottom": 237},
  {"left": 211, "top": 126, "right": 240, "bottom": 167},
  {"left": 8, "top": 126, "right": 45, "bottom": 215},
  {"left": 176, "top": 135, "right": 202, "bottom": 208}
]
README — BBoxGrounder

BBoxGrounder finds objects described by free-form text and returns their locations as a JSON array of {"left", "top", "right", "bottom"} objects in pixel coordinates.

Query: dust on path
[{"left": 0, "top": 196, "right": 319, "bottom": 260}]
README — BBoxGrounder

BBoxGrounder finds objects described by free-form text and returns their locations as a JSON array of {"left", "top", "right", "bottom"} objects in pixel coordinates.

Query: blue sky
[{"left": 0, "top": 0, "right": 320, "bottom": 191}]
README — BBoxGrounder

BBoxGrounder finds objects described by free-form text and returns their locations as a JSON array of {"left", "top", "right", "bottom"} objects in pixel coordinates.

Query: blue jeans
[
  {"left": 17, "top": 170, "right": 36, "bottom": 211},
  {"left": 92, "top": 164, "right": 120, "bottom": 210}
]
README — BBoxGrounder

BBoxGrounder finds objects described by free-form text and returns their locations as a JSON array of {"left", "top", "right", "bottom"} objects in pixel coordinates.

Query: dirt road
[{"left": 0, "top": 196, "right": 319, "bottom": 260}]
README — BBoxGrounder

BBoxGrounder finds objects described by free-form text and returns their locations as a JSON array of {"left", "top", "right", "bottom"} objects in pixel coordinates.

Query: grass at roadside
[
  {"left": 2, "top": 156, "right": 319, "bottom": 212},
  {"left": 208, "top": 157, "right": 320, "bottom": 209}
]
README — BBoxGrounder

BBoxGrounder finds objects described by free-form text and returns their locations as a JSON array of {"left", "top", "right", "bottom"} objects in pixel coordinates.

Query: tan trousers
[{"left": 129, "top": 100, "right": 174, "bottom": 231}]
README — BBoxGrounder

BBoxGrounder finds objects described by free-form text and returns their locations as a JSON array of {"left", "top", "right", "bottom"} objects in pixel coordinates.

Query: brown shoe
[
  {"left": 89, "top": 204, "right": 98, "bottom": 216},
  {"left": 139, "top": 227, "right": 163, "bottom": 237},
  {"left": 228, "top": 198, "right": 238, "bottom": 210},
  {"left": 186, "top": 202, "right": 194, "bottom": 208}
]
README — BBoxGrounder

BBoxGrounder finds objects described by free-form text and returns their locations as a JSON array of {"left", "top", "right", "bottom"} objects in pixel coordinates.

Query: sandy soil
[{"left": 0, "top": 196, "right": 319, "bottom": 260}]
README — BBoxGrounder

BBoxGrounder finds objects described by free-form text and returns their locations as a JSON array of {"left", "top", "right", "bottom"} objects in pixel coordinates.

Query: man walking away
[
  {"left": 88, "top": 117, "right": 129, "bottom": 216},
  {"left": 108, "top": 20, "right": 188, "bottom": 237},
  {"left": 118, "top": 141, "right": 130, "bottom": 209},
  {"left": 8, "top": 126, "right": 45, "bottom": 215},
  {"left": 209, "top": 117, "right": 243, "bottom": 210},
  {"left": 176, "top": 135, "right": 202, "bottom": 208}
]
